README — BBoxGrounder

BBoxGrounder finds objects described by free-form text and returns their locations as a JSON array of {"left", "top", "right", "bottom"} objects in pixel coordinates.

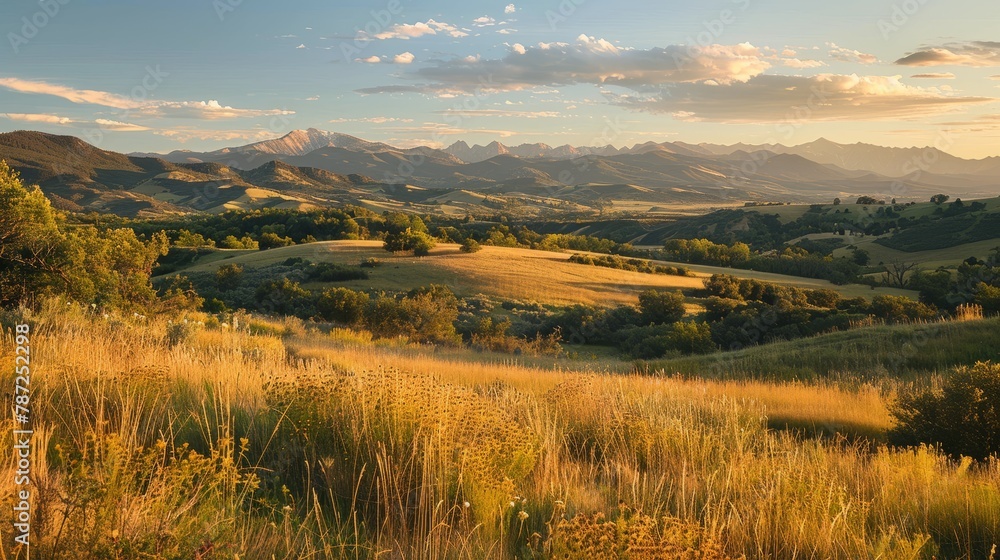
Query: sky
[{"left": 1, "top": 0, "right": 999, "bottom": 158}]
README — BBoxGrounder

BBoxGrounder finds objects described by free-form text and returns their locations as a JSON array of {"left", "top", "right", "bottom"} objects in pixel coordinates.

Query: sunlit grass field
[
  {"left": 2, "top": 302, "right": 997, "bottom": 559},
  {"left": 167, "top": 240, "right": 915, "bottom": 304}
]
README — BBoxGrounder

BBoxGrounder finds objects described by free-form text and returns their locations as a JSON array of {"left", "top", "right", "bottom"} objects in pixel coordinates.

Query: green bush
[
  {"left": 638, "top": 290, "right": 686, "bottom": 325},
  {"left": 890, "top": 362, "right": 1000, "bottom": 460}
]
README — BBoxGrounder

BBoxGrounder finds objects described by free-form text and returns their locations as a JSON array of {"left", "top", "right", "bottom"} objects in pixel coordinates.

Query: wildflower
[
  {"left": 463, "top": 501, "right": 471, "bottom": 508},
  {"left": 518, "top": 511, "right": 529, "bottom": 521}
]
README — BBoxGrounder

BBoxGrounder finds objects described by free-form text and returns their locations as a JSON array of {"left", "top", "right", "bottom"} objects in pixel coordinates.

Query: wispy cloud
[
  {"left": 2, "top": 112, "right": 150, "bottom": 131},
  {"left": 827, "top": 43, "right": 879, "bottom": 65},
  {"left": 153, "top": 127, "right": 280, "bottom": 143},
  {"left": 616, "top": 74, "right": 995, "bottom": 123},
  {"left": 433, "top": 109, "right": 561, "bottom": 118},
  {"left": 362, "top": 19, "right": 468, "bottom": 40},
  {"left": 2, "top": 113, "right": 73, "bottom": 125},
  {"left": 329, "top": 117, "right": 414, "bottom": 124},
  {"left": 0, "top": 77, "right": 141, "bottom": 109},
  {"left": 0, "top": 76, "right": 294, "bottom": 121},
  {"left": 781, "top": 58, "right": 826, "bottom": 69},
  {"left": 911, "top": 73, "right": 956, "bottom": 79},
  {"left": 383, "top": 122, "right": 520, "bottom": 137},
  {"left": 505, "top": 4, "right": 516, "bottom": 14},
  {"left": 896, "top": 41, "right": 1000, "bottom": 67},
  {"left": 370, "top": 36, "right": 770, "bottom": 94}
]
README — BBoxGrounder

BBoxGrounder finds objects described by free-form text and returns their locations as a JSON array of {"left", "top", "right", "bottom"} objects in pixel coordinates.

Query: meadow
[{"left": 2, "top": 301, "right": 998, "bottom": 559}]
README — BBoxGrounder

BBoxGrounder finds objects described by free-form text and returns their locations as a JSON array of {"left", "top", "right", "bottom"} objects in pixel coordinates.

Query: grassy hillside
[
  {"left": 168, "top": 241, "right": 916, "bottom": 305},
  {"left": 2, "top": 303, "right": 996, "bottom": 558},
  {"left": 649, "top": 316, "right": 1000, "bottom": 380}
]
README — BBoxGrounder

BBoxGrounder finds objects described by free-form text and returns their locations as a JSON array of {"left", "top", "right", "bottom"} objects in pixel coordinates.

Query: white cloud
[
  {"left": 305, "top": 96, "right": 320, "bottom": 101},
  {"left": 896, "top": 42, "right": 1000, "bottom": 67},
  {"left": 147, "top": 100, "right": 294, "bottom": 120},
  {"left": 0, "top": 77, "right": 141, "bottom": 109},
  {"left": 617, "top": 73, "right": 996, "bottom": 123},
  {"left": 473, "top": 16, "right": 496, "bottom": 27},
  {"left": 365, "top": 19, "right": 468, "bottom": 40},
  {"left": 94, "top": 119, "right": 151, "bottom": 132},
  {"left": 1, "top": 112, "right": 149, "bottom": 131},
  {"left": 0, "top": 76, "right": 294, "bottom": 121},
  {"left": 296, "top": 44, "right": 306, "bottom": 49},
  {"left": 358, "top": 56, "right": 382, "bottom": 64},
  {"left": 828, "top": 43, "right": 879, "bottom": 65},
  {"left": 781, "top": 58, "right": 826, "bottom": 69},
  {"left": 380, "top": 38, "right": 771, "bottom": 94},
  {"left": 392, "top": 52, "right": 415, "bottom": 64},
  {"left": 497, "top": 28, "right": 517, "bottom": 35},
  {"left": 2, "top": 113, "right": 73, "bottom": 124},
  {"left": 505, "top": 4, "right": 516, "bottom": 14}
]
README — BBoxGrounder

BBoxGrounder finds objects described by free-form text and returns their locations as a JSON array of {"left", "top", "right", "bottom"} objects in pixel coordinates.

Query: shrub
[
  {"left": 460, "top": 238, "right": 483, "bottom": 253},
  {"left": 258, "top": 232, "right": 295, "bottom": 250},
  {"left": 215, "top": 263, "right": 244, "bottom": 292},
  {"left": 638, "top": 290, "right": 686, "bottom": 325},
  {"left": 890, "top": 362, "right": 1000, "bottom": 460},
  {"left": 316, "top": 287, "right": 370, "bottom": 325}
]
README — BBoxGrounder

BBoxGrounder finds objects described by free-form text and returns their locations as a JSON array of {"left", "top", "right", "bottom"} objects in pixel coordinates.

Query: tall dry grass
[{"left": 1, "top": 301, "right": 997, "bottom": 559}]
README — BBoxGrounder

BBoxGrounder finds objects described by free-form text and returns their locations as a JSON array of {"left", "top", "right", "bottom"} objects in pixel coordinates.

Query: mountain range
[{"left": 1, "top": 128, "right": 997, "bottom": 218}]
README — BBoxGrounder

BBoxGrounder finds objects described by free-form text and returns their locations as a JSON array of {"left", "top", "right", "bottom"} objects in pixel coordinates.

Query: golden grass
[
  {"left": 173, "top": 240, "right": 913, "bottom": 305},
  {"left": 1, "top": 303, "right": 997, "bottom": 559}
]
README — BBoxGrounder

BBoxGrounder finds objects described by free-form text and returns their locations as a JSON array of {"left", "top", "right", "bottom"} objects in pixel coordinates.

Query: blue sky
[{"left": 2, "top": 0, "right": 999, "bottom": 157}]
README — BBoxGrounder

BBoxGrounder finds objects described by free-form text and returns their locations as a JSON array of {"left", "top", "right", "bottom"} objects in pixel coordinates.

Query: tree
[
  {"left": 882, "top": 259, "right": 918, "bottom": 289},
  {"left": 638, "top": 290, "right": 686, "bottom": 325},
  {"left": 0, "top": 161, "right": 68, "bottom": 305},
  {"left": 931, "top": 194, "right": 950, "bottom": 205},
  {"left": 856, "top": 196, "right": 879, "bottom": 205},
  {"left": 851, "top": 248, "right": 871, "bottom": 266},
  {"left": 833, "top": 197, "right": 841, "bottom": 205},
  {"left": 0, "top": 162, "right": 169, "bottom": 310},
  {"left": 258, "top": 232, "right": 295, "bottom": 250},
  {"left": 316, "top": 287, "right": 370, "bottom": 325},
  {"left": 383, "top": 229, "right": 437, "bottom": 256}
]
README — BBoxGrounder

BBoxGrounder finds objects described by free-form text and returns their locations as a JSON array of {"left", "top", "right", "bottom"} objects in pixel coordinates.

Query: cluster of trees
[
  {"left": 0, "top": 162, "right": 171, "bottom": 311},
  {"left": 568, "top": 254, "right": 692, "bottom": 277},
  {"left": 910, "top": 250, "right": 1000, "bottom": 314},
  {"left": 662, "top": 238, "right": 862, "bottom": 284}
]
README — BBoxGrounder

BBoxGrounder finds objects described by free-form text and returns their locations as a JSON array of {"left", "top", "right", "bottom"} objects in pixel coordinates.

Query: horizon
[{"left": 2, "top": 0, "right": 999, "bottom": 158}]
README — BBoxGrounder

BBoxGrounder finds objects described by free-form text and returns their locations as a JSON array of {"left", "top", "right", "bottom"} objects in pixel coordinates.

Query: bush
[
  {"left": 316, "top": 288, "right": 370, "bottom": 325},
  {"left": 215, "top": 263, "right": 244, "bottom": 292},
  {"left": 890, "top": 362, "right": 1000, "bottom": 460},
  {"left": 638, "top": 290, "right": 686, "bottom": 325},
  {"left": 460, "top": 238, "right": 483, "bottom": 253},
  {"left": 258, "top": 232, "right": 295, "bottom": 250}
]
